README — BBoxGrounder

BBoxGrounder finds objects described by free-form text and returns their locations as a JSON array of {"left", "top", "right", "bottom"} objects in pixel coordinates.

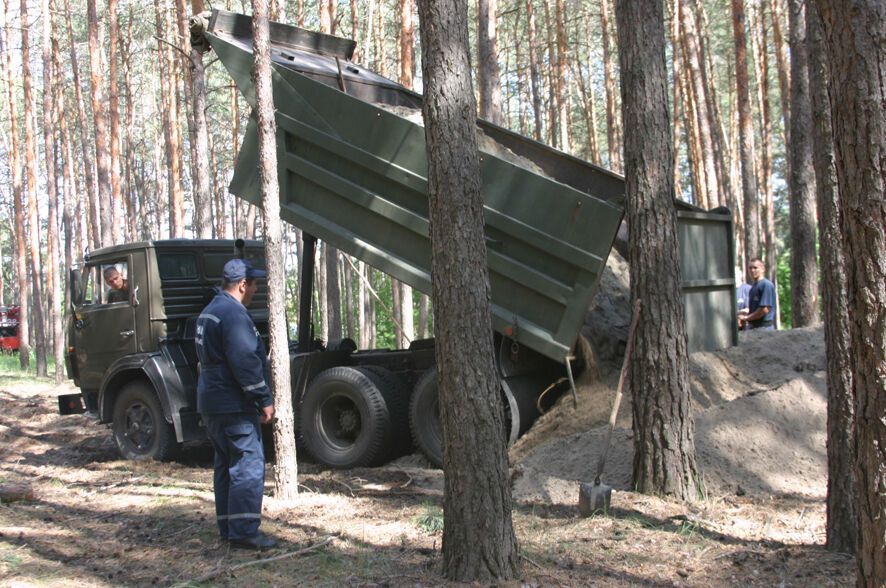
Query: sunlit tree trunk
[
  {"left": 189, "top": 2, "right": 214, "bottom": 238},
  {"left": 416, "top": 0, "right": 520, "bottom": 579},
  {"left": 108, "top": 0, "right": 123, "bottom": 244},
  {"left": 805, "top": 0, "right": 855, "bottom": 555},
  {"left": 601, "top": 0, "right": 622, "bottom": 172},
  {"left": 732, "top": 0, "right": 760, "bottom": 261},
  {"left": 64, "top": 0, "right": 99, "bottom": 251},
  {"left": 788, "top": 0, "right": 819, "bottom": 326},
  {"left": 477, "top": 0, "right": 504, "bottom": 125},
  {"left": 42, "top": 0, "right": 64, "bottom": 383},
  {"left": 1, "top": 0, "right": 29, "bottom": 370},
  {"left": 252, "top": 0, "right": 298, "bottom": 501},
  {"left": 525, "top": 0, "right": 543, "bottom": 142},
  {"left": 616, "top": 0, "right": 702, "bottom": 501},
  {"left": 814, "top": 1, "right": 886, "bottom": 582},
  {"left": 21, "top": 0, "right": 47, "bottom": 376}
]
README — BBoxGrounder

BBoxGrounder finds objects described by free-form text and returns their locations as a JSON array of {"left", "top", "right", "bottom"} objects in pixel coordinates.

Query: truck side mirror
[{"left": 70, "top": 269, "right": 83, "bottom": 308}]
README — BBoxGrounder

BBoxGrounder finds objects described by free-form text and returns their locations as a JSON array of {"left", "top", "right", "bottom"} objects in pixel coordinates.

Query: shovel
[{"left": 579, "top": 299, "right": 642, "bottom": 516}]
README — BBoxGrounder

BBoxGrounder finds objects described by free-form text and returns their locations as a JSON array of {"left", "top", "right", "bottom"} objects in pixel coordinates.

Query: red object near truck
[{"left": 0, "top": 306, "right": 21, "bottom": 352}]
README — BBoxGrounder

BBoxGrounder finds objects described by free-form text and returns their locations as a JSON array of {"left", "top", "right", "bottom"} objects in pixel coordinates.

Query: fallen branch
[{"left": 179, "top": 536, "right": 335, "bottom": 586}]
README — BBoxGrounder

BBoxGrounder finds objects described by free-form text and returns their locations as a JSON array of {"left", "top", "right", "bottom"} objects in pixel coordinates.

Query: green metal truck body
[{"left": 60, "top": 11, "right": 735, "bottom": 469}]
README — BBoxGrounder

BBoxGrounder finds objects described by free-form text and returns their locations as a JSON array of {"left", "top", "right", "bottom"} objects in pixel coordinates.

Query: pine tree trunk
[
  {"left": 21, "top": 0, "right": 47, "bottom": 376},
  {"left": 43, "top": 0, "right": 64, "bottom": 383},
  {"left": 416, "top": 0, "right": 520, "bottom": 580},
  {"left": 189, "top": 3, "right": 214, "bottom": 238},
  {"left": 525, "top": 0, "right": 543, "bottom": 141},
  {"left": 679, "top": 0, "right": 719, "bottom": 207},
  {"left": 252, "top": 0, "right": 298, "bottom": 502},
  {"left": 64, "top": 0, "right": 100, "bottom": 251},
  {"left": 669, "top": 0, "right": 685, "bottom": 199},
  {"left": 814, "top": 2, "right": 886, "bottom": 581},
  {"left": 0, "top": 0, "right": 29, "bottom": 370},
  {"left": 418, "top": 293, "right": 429, "bottom": 339},
  {"left": 119, "top": 15, "right": 140, "bottom": 242},
  {"left": 154, "top": 0, "right": 185, "bottom": 238},
  {"left": 477, "top": 0, "right": 504, "bottom": 125},
  {"left": 553, "top": 0, "right": 569, "bottom": 151},
  {"left": 616, "top": 0, "right": 702, "bottom": 501},
  {"left": 325, "top": 245, "right": 342, "bottom": 341},
  {"left": 87, "top": 0, "right": 113, "bottom": 247},
  {"left": 787, "top": 0, "right": 819, "bottom": 326},
  {"left": 108, "top": 0, "right": 123, "bottom": 244},
  {"left": 732, "top": 0, "right": 760, "bottom": 261},
  {"left": 752, "top": 2, "right": 778, "bottom": 272},
  {"left": 805, "top": 0, "right": 855, "bottom": 555},
  {"left": 399, "top": 282, "right": 414, "bottom": 346},
  {"left": 601, "top": 0, "right": 622, "bottom": 172},
  {"left": 771, "top": 0, "right": 791, "bottom": 149}
]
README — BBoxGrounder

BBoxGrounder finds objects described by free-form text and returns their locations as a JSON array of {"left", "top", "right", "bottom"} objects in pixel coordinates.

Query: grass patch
[
  {"left": 0, "top": 352, "right": 60, "bottom": 382},
  {"left": 0, "top": 549, "right": 24, "bottom": 571},
  {"left": 414, "top": 503, "right": 444, "bottom": 535}
]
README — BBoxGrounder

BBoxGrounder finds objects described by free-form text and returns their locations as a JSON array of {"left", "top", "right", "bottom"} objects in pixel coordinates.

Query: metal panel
[
  {"left": 206, "top": 11, "right": 624, "bottom": 364},
  {"left": 677, "top": 209, "right": 738, "bottom": 352}
]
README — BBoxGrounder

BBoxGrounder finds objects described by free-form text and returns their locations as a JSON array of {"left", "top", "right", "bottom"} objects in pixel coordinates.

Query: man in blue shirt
[
  {"left": 196, "top": 258, "right": 277, "bottom": 550},
  {"left": 742, "top": 258, "right": 777, "bottom": 330},
  {"left": 735, "top": 267, "right": 752, "bottom": 330}
]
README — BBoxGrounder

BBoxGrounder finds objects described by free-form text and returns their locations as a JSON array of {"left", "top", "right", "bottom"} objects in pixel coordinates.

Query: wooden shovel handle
[{"left": 595, "top": 298, "right": 642, "bottom": 483}]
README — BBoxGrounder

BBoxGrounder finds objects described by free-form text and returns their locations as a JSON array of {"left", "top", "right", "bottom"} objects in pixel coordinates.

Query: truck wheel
[
  {"left": 409, "top": 369, "right": 520, "bottom": 469},
  {"left": 409, "top": 369, "right": 443, "bottom": 468},
  {"left": 299, "top": 366, "right": 400, "bottom": 468},
  {"left": 357, "top": 366, "right": 412, "bottom": 460},
  {"left": 112, "top": 381, "right": 180, "bottom": 461}
]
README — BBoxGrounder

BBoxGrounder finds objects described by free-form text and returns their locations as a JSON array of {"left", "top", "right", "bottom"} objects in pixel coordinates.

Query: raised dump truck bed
[{"left": 203, "top": 9, "right": 624, "bottom": 366}]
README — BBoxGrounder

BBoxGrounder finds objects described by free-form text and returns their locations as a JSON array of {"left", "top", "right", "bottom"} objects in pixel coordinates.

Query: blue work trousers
[{"left": 204, "top": 412, "right": 265, "bottom": 540}]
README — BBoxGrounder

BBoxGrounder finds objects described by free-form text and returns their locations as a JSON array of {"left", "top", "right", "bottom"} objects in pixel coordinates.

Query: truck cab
[{"left": 64, "top": 239, "right": 267, "bottom": 460}]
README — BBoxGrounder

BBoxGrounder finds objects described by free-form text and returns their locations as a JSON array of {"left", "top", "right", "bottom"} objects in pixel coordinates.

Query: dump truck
[{"left": 61, "top": 10, "right": 736, "bottom": 468}]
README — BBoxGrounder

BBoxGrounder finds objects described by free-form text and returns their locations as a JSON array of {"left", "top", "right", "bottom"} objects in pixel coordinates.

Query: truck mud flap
[{"left": 58, "top": 393, "right": 85, "bottom": 415}]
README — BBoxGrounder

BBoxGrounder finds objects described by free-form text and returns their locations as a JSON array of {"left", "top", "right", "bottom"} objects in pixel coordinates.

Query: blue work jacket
[{"left": 195, "top": 290, "right": 273, "bottom": 415}]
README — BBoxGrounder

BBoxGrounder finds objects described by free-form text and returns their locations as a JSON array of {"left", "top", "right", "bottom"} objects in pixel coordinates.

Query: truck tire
[
  {"left": 409, "top": 369, "right": 443, "bottom": 468},
  {"left": 112, "top": 381, "right": 180, "bottom": 461},
  {"left": 357, "top": 366, "right": 412, "bottom": 460},
  {"left": 299, "top": 366, "right": 401, "bottom": 468}
]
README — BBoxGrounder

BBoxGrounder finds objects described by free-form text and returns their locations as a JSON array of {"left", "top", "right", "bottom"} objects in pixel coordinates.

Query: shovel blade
[{"left": 578, "top": 481, "right": 612, "bottom": 516}]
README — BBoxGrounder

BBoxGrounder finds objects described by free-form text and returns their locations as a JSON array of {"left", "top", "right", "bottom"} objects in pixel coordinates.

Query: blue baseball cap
[{"left": 223, "top": 258, "right": 267, "bottom": 281}]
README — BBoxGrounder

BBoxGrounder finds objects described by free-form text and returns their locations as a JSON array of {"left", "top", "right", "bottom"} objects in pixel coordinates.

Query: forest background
[{"left": 0, "top": 0, "right": 814, "bottom": 380}]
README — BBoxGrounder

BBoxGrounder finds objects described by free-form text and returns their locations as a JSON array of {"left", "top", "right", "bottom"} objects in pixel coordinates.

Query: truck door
[{"left": 71, "top": 258, "right": 138, "bottom": 389}]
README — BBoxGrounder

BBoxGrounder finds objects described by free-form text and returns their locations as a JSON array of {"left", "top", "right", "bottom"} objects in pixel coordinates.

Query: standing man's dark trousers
[{"left": 204, "top": 413, "right": 265, "bottom": 541}]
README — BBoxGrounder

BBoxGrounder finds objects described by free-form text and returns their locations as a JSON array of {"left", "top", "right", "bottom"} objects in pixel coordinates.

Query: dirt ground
[{"left": 0, "top": 322, "right": 856, "bottom": 588}]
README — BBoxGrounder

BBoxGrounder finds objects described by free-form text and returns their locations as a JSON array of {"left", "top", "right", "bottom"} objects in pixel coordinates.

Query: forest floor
[{"left": 0, "top": 325, "right": 856, "bottom": 587}]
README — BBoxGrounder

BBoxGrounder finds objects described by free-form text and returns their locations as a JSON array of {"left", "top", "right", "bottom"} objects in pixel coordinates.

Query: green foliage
[{"left": 414, "top": 503, "right": 444, "bottom": 535}]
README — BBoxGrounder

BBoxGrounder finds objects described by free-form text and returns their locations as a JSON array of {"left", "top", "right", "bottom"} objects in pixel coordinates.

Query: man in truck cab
[
  {"left": 195, "top": 258, "right": 277, "bottom": 550},
  {"left": 103, "top": 266, "right": 129, "bottom": 303}
]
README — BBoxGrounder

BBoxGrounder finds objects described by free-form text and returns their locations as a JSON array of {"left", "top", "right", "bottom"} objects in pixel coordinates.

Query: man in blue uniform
[
  {"left": 742, "top": 258, "right": 777, "bottom": 331},
  {"left": 196, "top": 258, "right": 277, "bottom": 550}
]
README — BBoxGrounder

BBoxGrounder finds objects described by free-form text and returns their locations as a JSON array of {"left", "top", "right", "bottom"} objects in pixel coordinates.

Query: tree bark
[
  {"left": 0, "top": 0, "right": 29, "bottom": 370},
  {"left": 814, "top": 2, "right": 886, "bottom": 582},
  {"left": 477, "top": 0, "right": 504, "bottom": 125},
  {"left": 787, "top": 0, "right": 819, "bottom": 327},
  {"left": 616, "top": 0, "right": 702, "bottom": 501},
  {"left": 416, "top": 0, "right": 520, "bottom": 580},
  {"left": 21, "top": 0, "right": 47, "bottom": 376},
  {"left": 679, "top": 0, "right": 719, "bottom": 207},
  {"left": 601, "top": 0, "right": 622, "bottom": 172},
  {"left": 751, "top": 2, "right": 778, "bottom": 273},
  {"left": 63, "top": 0, "right": 100, "bottom": 251},
  {"left": 189, "top": 3, "right": 214, "bottom": 238},
  {"left": 553, "top": 0, "right": 569, "bottom": 151},
  {"left": 525, "top": 0, "right": 543, "bottom": 142},
  {"left": 87, "top": 0, "right": 113, "bottom": 247},
  {"left": 731, "top": 0, "right": 760, "bottom": 261},
  {"left": 108, "top": 0, "right": 123, "bottom": 244},
  {"left": 252, "top": 0, "right": 298, "bottom": 502},
  {"left": 42, "top": 0, "right": 64, "bottom": 383},
  {"left": 805, "top": 0, "right": 855, "bottom": 555}
]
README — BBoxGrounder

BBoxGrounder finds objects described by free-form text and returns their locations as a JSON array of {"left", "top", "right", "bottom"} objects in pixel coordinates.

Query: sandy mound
[{"left": 511, "top": 256, "right": 829, "bottom": 503}]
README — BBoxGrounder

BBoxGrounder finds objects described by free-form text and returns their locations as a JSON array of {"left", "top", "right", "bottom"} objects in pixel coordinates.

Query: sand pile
[{"left": 510, "top": 246, "right": 828, "bottom": 503}]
